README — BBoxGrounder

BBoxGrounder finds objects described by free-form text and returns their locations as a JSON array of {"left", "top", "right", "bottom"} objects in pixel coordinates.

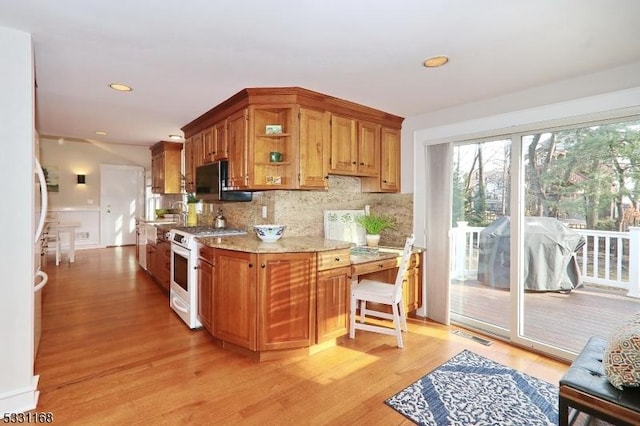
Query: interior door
[{"left": 100, "top": 164, "right": 144, "bottom": 246}]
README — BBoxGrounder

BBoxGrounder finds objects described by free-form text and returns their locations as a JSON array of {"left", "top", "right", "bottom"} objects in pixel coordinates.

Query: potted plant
[{"left": 356, "top": 212, "right": 396, "bottom": 247}]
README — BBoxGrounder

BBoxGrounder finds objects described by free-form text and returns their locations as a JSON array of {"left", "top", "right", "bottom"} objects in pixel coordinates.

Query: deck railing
[{"left": 450, "top": 222, "right": 640, "bottom": 298}]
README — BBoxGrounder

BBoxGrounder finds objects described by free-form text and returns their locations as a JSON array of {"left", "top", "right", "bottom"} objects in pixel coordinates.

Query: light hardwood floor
[{"left": 35, "top": 247, "right": 570, "bottom": 425}]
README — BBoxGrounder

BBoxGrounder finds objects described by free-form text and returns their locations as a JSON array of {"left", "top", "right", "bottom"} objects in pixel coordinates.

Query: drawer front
[
  {"left": 351, "top": 257, "right": 398, "bottom": 276},
  {"left": 198, "top": 245, "right": 214, "bottom": 262},
  {"left": 317, "top": 249, "right": 351, "bottom": 271}
]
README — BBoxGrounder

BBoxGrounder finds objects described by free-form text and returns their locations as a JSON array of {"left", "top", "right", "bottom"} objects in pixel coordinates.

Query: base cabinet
[
  {"left": 316, "top": 266, "right": 351, "bottom": 343},
  {"left": 146, "top": 244, "right": 157, "bottom": 279},
  {"left": 211, "top": 249, "right": 317, "bottom": 352},
  {"left": 258, "top": 253, "right": 316, "bottom": 351},
  {"left": 213, "top": 250, "right": 257, "bottom": 350},
  {"left": 156, "top": 239, "right": 171, "bottom": 292},
  {"left": 197, "top": 245, "right": 214, "bottom": 332}
]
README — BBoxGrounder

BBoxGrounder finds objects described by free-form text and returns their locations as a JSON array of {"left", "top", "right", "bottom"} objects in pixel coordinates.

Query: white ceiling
[{"left": 2, "top": 0, "right": 640, "bottom": 146}]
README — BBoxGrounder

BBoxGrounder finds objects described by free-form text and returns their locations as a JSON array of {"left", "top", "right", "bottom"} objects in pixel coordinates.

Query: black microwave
[{"left": 195, "top": 161, "right": 252, "bottom": 202}]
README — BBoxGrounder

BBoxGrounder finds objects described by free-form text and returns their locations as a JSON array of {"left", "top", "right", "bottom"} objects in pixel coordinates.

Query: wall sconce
[{"left": 77, "top": 174, "right": 86, "bottom": 184}]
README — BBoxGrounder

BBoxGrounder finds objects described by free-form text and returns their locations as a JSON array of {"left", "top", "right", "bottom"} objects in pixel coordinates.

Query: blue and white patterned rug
[{"left": 385, "top": 350, "right": 558, "bottom": 426}]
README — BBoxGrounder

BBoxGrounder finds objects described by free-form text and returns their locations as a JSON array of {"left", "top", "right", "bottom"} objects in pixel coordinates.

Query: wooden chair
[{"left": 349, "top": 234, "right": 415, "bottom": 348}]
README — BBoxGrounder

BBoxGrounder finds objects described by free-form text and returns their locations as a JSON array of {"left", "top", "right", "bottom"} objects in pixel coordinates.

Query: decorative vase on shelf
[
  {"left": 187, "top": 203, "right": 197, "bottom": 226},
  {"left": 365, "top": 234, "right": 381, "bottom": 247}
]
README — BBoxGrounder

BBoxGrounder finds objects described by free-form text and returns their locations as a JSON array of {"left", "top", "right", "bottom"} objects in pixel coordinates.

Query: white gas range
[{"left": 167, "top": 226, "right": 247, "bottom": 329}]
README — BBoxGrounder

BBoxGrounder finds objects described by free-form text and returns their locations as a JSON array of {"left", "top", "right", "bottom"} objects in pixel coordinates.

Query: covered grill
[{"left": 477, "top": 216, "right": 585, "bottom": 291}]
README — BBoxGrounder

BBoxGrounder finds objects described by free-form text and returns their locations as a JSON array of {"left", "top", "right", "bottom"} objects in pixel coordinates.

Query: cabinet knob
[
  {"left": 248, "top": 263, "right": 253, "bottom": 268},
  {"left": 261, "top": 263, "right": 266, "bottom": 268},
  {"left": 324, "top": 176, "right": 329, "bottom": 180},
  {"left": 378, "top": 264, "right": 384, "bottom": 268},
  {"left": 383, "top": 180, "right": 388, "bottom": 183},
  {"left": 352, "top": 161, "right": 357, "bottom": 165},
  {"left": 334, "top": 257, "right": 341, "bottom": 262},
  {"left": 360, "top": 162, "right": 365, "bottom": 165}
]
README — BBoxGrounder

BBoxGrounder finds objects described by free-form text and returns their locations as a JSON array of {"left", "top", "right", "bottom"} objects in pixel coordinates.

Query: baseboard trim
[{"left": 0, "top": 375, "right": 39, "bottom": 414}]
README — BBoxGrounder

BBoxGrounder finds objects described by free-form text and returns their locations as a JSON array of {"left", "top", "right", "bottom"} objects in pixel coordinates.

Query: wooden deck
[{"left": 451, "top": 279, "right": 640, "bottom": 353}]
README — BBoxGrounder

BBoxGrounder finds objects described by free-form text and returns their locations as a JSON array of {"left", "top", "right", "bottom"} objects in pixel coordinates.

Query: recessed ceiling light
[
  {"left": 168, "top": 134, "right": 183, "bottom": 140},
  {"left": 95, "top": 131, "right": 107, "bottom": 136},
  {"left": 423, "top": 55, "right": 449, "bottom": 68},
  {"left": 109, "top": 83, "right": 133, "bottom": 92}
]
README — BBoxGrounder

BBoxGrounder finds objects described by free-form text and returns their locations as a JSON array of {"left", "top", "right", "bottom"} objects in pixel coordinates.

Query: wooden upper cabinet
[
  {"left": 362, "top": 126, "right": 401, "bottom": 193},
  {"left": 329, "top": 116, "right": 380, "bottom": 177},
  {"left": 213, "top": 119, "right": 228, "bottom": 161},
  {"left": 329, "top": 115, "right": 358, "bottom": 175},
  {"left": 226, "top": 109, "right": 249, "bottom": 189},
  {"left": 183, "top": 135, "right": 195, "bottom": 193},
  {"left": 180, "top": 87, "right": 403, "bottom": 192},
  {"left": 299, "top": 108, "right": 330, "bottom": 190},
  {"left": 357, "top": 120, "right": 381, "bottom": 177},
  {"left": 150, "top": 141, "right": 183, "bottom": 194},
  {"left": 248, "top": 105, "right": 298, "bottom": 190},
  {"left": 200, "top": 126, "right": 214, "bottom": 164}
]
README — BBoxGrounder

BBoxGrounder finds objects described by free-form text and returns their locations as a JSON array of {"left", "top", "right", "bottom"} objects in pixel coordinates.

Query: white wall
[
  {"left": 0, "top": 27, "right": 39, "bottom": 412},
  {"left": 40, "top": 137, "right": 150, "bottom": 208},
  {"left": 405, "top": 62, "right": 640, "bottom": 249},
  {"left": 401, "top": 60, "right": 640, "bottom": 196}
]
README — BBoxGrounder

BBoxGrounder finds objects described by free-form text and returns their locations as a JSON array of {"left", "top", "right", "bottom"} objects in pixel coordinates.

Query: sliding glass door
[
  {"left": 449, "top": 117, "right": 640, "bottom": 358},
  {"left": 450, "top": 138, "right": 512, "bottom": 338}
]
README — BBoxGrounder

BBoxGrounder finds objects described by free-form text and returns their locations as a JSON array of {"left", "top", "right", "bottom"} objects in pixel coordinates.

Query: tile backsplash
[{"left": 177, "top": 176, "right": 413, "bottom": 247}]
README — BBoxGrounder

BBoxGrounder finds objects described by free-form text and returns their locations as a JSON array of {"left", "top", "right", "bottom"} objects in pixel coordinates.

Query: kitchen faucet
[{"left": 172, "top": 201, "right": 187, "bottom": 226}]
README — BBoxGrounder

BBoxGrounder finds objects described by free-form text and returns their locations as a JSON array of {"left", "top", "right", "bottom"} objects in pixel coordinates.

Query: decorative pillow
[{"left": 603, "top": 313, "right": 640, "bottom": 390}]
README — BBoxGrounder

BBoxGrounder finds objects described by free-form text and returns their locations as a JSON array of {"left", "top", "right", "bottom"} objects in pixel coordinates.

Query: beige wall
[{"left": 40, "top": 137, "right": 151, "bottom": 208}]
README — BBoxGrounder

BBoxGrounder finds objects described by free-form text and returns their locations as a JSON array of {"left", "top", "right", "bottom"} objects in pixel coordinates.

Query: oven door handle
[
  {"left": 172, "top": 296, "right": 189, "bottom": 313},
  {"left": 171, "top": 244, "right": 191, "bottom": 258}
]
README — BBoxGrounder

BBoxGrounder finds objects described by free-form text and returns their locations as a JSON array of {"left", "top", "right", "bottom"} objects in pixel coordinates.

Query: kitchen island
[{"left": 195, "top": 235, "right": 422, "bottom": 361}]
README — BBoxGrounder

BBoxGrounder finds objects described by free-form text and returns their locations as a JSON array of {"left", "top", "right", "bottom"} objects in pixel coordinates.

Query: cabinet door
[
  {"left": 316, "top": 266, "right": 350, "bottom": 343},
  {"left": 257, "top": 253, "right": 316, "bottom": 351},
  {"left": 213, "top": 119, "right": 228, "bottom": 160},
  {"left": 329, "top": 115, "right": 358, "bottom": 175},
  {"left": 299, "top": 108, "right": 330, "bottom": 190},
  {"left": 379, "top": 127, "right": 400, "bottom": 191},
  {"left": 184, "top": 136, "right": 195, "bottom": 193},
  {"left": 362, "top": 126, "right": 400, "bottom": 193},
  {"left": 151, "top": 153, "right": 162, "bottom": 193},
  {"left": 192, "top": 131, "right": 204, "bottom": 169},
  {"left": 201, "top": 127, "right": 214, "bottom": 164},
  {"left": 226, "top": 109, "right": 249, "bottom": 189},
  {"left": 357, "top": 120, "right": 381, "bottom": 177},
  {"left": 146, "top": 244, "right": 157, "bottom": 279},
  {"left": 197, "top": 257, "right": 213, "bottom": 332},
  {"left": 404, "top": 252, "right": 422, "bottom": 313},
  {"left": 157, "top": 241, "right": 171, "bottom": 292},
  {"left": 213, "top": 250, "right": 257, "bottom": 350}
]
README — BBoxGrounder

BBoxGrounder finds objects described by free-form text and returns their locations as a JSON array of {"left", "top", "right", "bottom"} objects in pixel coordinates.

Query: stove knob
[{"left": 165, "top": 232, "right": 170, "bottom": 239}]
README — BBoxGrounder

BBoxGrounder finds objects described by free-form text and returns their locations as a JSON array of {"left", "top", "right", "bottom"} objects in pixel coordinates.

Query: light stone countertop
[
  {"left": 196, "top": 235, "right": 354, "bottom": 253},
  {"left": 137, "top": 218, "right": 178, "bottom": 226}
]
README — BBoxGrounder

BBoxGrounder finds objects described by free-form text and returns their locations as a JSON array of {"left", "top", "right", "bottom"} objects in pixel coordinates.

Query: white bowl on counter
[{"left": 254, "top": 224, "right": 286, "bottom": 242}]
